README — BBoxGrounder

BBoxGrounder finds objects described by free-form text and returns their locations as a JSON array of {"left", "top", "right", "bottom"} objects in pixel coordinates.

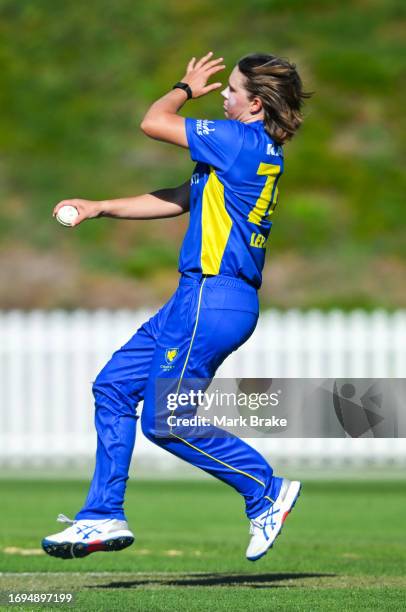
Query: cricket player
[{"left": 42, "top": 52, "right": 311, "bottom": 561}]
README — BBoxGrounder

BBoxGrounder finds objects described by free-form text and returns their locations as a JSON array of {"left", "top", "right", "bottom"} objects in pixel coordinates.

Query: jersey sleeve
[{"left": 185, "top": 118, "right": 244, "bottom": 173}]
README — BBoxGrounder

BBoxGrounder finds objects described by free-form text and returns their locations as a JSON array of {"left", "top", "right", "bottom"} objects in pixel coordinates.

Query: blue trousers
[{"left": 76, "top": 272, "right": 281, "bottom": 522}]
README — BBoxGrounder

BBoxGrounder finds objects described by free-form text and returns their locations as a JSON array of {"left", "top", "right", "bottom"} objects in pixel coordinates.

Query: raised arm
[
  {"left": 140, "top": 52, "right": 225, "bottom": 147},
  {"left": 53, "top": 181, "right": 190, "bottom": 227}
]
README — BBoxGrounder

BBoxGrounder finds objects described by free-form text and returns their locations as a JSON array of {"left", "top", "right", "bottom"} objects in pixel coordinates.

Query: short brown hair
[{"left": 238, "top": 53, "right": 313, "bottom": 145}]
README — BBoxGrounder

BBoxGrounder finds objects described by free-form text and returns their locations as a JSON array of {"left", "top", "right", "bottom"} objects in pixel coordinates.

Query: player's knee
[
  {"left": 141, "top": 413, "right": 166, "bottom": 444},
  {"left": 91, "top": 375, "right": 109, "bottom": 401},
  {"left": 141, "top": 420, "right": 155, "bottom": 442},
  {"left": 92, "top": 373, "right": 134, "bottom": 418},
  {"left": 92, "top": 362, "right": 113, "bottom": 395},
  {"left": 140, "top": 413, "right": 156, "bottom": 441}
]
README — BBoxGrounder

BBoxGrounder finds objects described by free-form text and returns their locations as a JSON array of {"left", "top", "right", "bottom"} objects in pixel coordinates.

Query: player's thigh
[
  {"left": 193, "top": 306, "right": 259, "bottom": 376},
  {"left": 141, "top": 305, "right": 258, "bottom": 435},
  {"left": 93, "top": 292, "right": 177, "bottom": 404}
]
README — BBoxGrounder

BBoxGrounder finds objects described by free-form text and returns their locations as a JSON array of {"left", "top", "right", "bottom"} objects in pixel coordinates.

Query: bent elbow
[
  {"left": 140, "top": 117, "right": 150, "bottom": 135},
  {"left": 140, "top": 117, "right": 159, "bottom": 138}
]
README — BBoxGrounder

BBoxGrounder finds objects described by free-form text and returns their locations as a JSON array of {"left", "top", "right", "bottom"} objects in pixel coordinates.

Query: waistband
[{"left": 180, "top": 271, "right": 257, "bottom": 292}]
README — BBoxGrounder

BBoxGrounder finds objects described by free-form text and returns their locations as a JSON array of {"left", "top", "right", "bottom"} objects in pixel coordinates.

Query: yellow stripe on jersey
[
  {"left": 201, "top": 167, "right": 232, "bottom": 275},
  {"left": 248, "top": 163, "right": 281, "bottom": 226}
]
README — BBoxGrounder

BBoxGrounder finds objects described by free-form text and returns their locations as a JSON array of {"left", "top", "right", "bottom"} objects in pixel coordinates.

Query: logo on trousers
[{"left": 165, "top": 348, "right": 179, "bottom": 364}]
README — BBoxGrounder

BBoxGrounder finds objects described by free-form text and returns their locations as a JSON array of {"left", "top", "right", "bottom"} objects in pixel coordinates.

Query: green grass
[{"left": 0, "top": 479, "right": 405, "bottom": 609}]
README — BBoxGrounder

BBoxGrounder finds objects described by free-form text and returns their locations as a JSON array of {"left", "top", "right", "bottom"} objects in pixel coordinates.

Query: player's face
[{"left": 221, "top": 66, "right": 253, "bottom": 121}]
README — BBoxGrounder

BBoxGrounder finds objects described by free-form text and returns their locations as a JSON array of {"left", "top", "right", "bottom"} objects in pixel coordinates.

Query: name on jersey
[
  {"left": 250, "top": 232, "right": 267, "bottom": 249},
  {"left": 266, "top": 143, "right": 284, "bottom": 157}
]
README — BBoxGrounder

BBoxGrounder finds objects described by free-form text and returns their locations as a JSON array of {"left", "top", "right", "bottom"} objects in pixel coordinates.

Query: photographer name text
[{"left": 167, "top": 415, "right": 287, "bottom": 428}]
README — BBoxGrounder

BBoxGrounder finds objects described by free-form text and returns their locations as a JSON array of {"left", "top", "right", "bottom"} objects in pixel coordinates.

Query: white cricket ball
[{"left": 56, "top": 205, "right": 79, "bottom": 227}]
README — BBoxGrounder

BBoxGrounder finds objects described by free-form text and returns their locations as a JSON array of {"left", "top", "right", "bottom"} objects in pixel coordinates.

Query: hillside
[{"left": 0, "top": 0, "right": 405, "bottom": 309}]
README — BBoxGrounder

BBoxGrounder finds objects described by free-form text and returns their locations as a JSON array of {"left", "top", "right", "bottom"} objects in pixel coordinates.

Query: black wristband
[{"left": 172, "top": 82, "right": 193, "bottom": 100}]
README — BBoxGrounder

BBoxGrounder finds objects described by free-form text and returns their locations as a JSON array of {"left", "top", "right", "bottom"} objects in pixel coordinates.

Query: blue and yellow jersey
[{"left": 180, "top": 118, "right": 284, "bottom": 289}]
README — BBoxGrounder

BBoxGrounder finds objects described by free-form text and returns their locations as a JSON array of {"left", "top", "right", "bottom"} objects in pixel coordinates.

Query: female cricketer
[{"left": 43, "top": 52, "right": 311, "bottom": 562}]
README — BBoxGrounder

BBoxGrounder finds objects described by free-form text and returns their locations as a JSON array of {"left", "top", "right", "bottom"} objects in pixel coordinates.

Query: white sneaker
[
  {"left": 42, "top": 514, "right": 134, "bottom": 559},
  {"left": 246, "top": 479, "right": 302, "bottom": 562}
]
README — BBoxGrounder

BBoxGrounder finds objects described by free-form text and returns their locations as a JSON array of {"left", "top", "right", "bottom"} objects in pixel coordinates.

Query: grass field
[{"left": 0, "top": 479, "right": 405, "bottom": 610}]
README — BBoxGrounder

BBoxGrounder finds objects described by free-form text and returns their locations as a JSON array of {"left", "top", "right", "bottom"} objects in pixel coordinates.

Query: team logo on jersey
[{"left": 165, "top": 348, "right": 179, "bottom": 364}]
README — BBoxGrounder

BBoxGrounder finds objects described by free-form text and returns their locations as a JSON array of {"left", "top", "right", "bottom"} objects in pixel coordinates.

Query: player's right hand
[
  {"left": 53, "top": 198, "right": 102, "bottom": 227},
  {"left": 181, "top": 52, "right": 226, "bottom": 98}
]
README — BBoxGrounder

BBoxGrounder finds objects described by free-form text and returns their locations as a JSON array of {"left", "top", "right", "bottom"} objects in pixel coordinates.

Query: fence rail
[{"left": 1, "top": 309, "right": 405, "bottom": 468}]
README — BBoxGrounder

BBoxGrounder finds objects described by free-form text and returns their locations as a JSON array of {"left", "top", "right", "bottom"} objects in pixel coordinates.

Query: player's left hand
[{"left": 180, "top": 52, "right": 226, "bottom": 98}]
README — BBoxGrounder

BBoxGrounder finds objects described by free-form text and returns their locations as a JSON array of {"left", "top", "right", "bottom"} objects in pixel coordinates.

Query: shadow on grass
[{"left": 89, "top": 572, "right": 336, "bottom": 589}]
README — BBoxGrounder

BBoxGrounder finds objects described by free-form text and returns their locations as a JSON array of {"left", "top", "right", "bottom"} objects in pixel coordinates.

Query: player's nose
[{"left": 221, "top": 86, "right": 229, "bottom": 99}]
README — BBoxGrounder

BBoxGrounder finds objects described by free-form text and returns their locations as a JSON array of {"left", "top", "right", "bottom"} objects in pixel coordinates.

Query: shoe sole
[
  {"left": 247, "top": 481, "right": 302, "bottom": 562},
  {"left": 41, "top": 535, "right": 134, "bottom": 560}
]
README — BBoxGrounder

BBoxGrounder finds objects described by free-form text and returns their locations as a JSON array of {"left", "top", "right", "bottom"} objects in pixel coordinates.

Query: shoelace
[
  {"left": 249, "top": 504, "right": 281, "bottom": 537},
  {"left": 249, "top": 518, "right": 264, "bottom": 535},
  {"left": 57, "top": 513, "right": 76, "bottom": 525}
]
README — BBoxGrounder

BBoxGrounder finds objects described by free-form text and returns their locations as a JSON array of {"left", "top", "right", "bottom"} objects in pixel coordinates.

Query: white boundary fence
[{"left": 0, "top": 309, "right": 405, "bottom": 469}]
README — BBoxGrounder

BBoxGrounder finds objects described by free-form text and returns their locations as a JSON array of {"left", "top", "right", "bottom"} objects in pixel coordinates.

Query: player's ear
[{"left": 250, "top": 96, "right": 263, "bottom": 114}]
